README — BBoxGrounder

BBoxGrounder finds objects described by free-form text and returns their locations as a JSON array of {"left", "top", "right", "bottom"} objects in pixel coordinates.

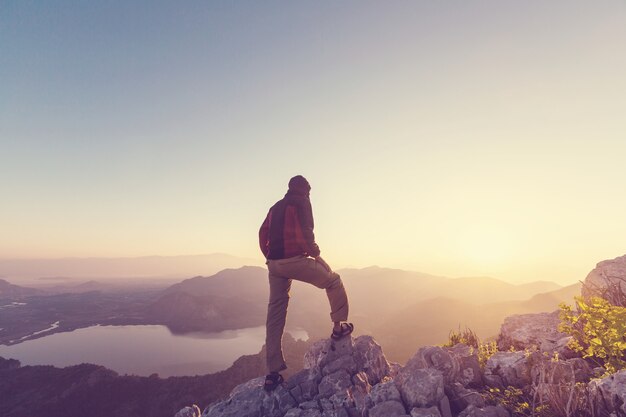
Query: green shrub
[
  {"left": 444, "top": 326, "right": 479, "bottom": 348},
  {"left": 484, "top": 386, "right": 551, "bottom": 417},
  {"left": 477, "top": 340, "right": 498, "bottom": 368},
  {"left": 559, "top": 296, "right": 626, "bottom": 375},
  {"left": 444, "top": 326, "right": 497, "bottom": 368}
]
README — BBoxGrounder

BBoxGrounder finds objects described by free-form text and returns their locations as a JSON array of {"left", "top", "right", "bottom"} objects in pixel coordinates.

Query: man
[{"left": 259, "top": 175, "right": 353, "bottom": 391}]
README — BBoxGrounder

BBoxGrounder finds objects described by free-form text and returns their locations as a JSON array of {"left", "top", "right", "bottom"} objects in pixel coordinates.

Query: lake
[{"left": 0, "top": 324, "right": 308, "bottom": 377}]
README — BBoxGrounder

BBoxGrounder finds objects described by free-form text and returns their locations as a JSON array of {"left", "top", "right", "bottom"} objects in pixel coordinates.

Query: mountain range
[
  {"left": 149, "top": 265, "right": 578, "bottom": 362},
  {"left": 0, "top": 254, "right": 261, "bottom": 282},
  {"left": 0, "top": 279, "right": 44, "bottom": 298}
]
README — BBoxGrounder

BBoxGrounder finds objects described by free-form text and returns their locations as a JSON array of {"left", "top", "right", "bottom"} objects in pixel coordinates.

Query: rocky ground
[
  {"left": 176, "top": 318, "right": 620, "bottom": 417},
  {"left": 174, "top": 254, "right": 626, "bottom": 417}
]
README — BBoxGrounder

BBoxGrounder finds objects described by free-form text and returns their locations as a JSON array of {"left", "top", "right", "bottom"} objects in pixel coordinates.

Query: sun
[{"left": 457, "top": 227, "right": 514, "bottom": 269}]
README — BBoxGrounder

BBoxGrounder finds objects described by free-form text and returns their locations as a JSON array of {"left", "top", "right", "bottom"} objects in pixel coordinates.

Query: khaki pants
[{"left": 265, "top": 255, "right": 349, "bottom": 373}]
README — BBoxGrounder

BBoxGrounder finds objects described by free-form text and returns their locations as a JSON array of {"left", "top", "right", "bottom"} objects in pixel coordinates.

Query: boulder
[
  {"left": 497, "top": 311, "right": 569, "bottom": 355},
  {"left": 582, "top": 254, "right": 626, "bottom": 303},
  {"left": 410, "top": 406, "right": 442, "bottom": 417},
  {"left": 404, "top": 344, "right": 482, "bottom": 389},
  {"left": 287, "top": 368, "right": 322, "bottom": 403},
  {"left": 349, "top": 371, "right": 371, "bottom": 411},
  {"left": 318, "top": 369, "right": 353, "bottom": 399},
  {"left": 368, "top": 400, "right": 407, "bottom": 417},
  {"left": 531, "top": 357, "right": 592, "bottom": 386},
  {"left": 484, "top": 352, "right": 532, "bottom": 389},
  {"left": 589, "top": 369, "right": 626, "bottom": 416},
  {"left": 553, "top": 335, "right": 578, "bottom": 360},
  {"left": 202, "top": 377, "right": 284, "bottom": 417},
  {"left": 304, "top": 337, "right": 355, "bottom": 371},
  {"left": 353, "top": 336, "right": 392, "bottom": 385},
  {"left": 405, "top": 346, "right": 459, "bottom": 386},
  {"left": 457, "top": 405, "right": 509, "bottom": 417},
  {"left": 446, "top": 383, "right": 485, "bottom": 411},
  {"left": 395, "top": 367, "right": 445, "bottom": 409},
  {"left": 438, "top": 396, "right": 453, "bottom": 417},
  {"left": 175, "top": 405, "right": 201, "bottom": 417},
  {"left": 445, "top": 344, "right": 483, "bottom": 388},
  {"left": 367, "top": 380, "right": 402, "bottom": 405},
  {"left": 300, "top": 411, "right": 322, "bottom": 417}
]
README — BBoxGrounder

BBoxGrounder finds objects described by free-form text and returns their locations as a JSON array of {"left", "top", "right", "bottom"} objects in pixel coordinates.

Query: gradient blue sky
[{"left": 2, "top": 1, "right": 625, "bottom": 284}]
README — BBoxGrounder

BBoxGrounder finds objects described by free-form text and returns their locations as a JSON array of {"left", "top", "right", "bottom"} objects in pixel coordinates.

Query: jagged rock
[
  {"left": 589, "top": 369, "right": 626, "bottom": 416},
  {"left": 553, "top": 335, "right": 578, "bottom": 359},
  {"left": 368, "top": 400, "right": 407, "bottom": 417},
  {"left": 305, "top": 337, "right": 355, "bottom": 371},
  {"left": 287, "top": 368, "right": 322, "bottom": 403},
  {"left": 582, "top": 254, "right": 626, "bottom": 302},
  {"left": 457, "top": 405, "right": 510, "bottom": 417},
  {"left": 447, "top": 382, "right": 485, "bottom": 411},
  {"left": 445, "top": 344, "right": 483, "bottom": 388},
  {"left": 201, "top": 377, "right": 288, "bottom": 417},
  {"left": 530, "top": 357, "right": 593, "bottom": 406},
  {"left": 349, "top": 371, "right": 370, "bottom": 411},
  {"left": 404, "top": 344, "right": 482, "bottom": 390},
  {"left": 484, "top": 352, "right": 531, "bottom": 389},
  {"left": 324, "top": 390, "right": 354, "bottom": 414},
  {"left": 318, "top": 369, "right": 353, "bottom": 398},
  {"left": 320, "top": 397, "right": 350, "bottom": 417},
  {"left": 323, "top": 355, "right": 358, "bottom": 376},
  {"left": 299, "top": 400, "right": 320, "bottom": 410},
  {"left": 439, "top": 396, "right": 452, "bottom": 417},
  {"left": 410, "top": 406, "right": 442, "bottom": 417},
  {"left": 204, "top": 335, "right": 395, "bottom": 417},
  {"left": 353, "top": 336, "right": 392, "bottom": 385},
  {"left": 301, "top": 411, "right": 322, "bottom": 417},
  {"left": 395, "top": 367, "right": 445, "bottom": 409},
  {"left": 284, "top": 409, "right": 304, "bottom": 417},
  {"left": 497, "top": 311, "right": 570, "bottom": 355},
  {"left": 175, "top": 405, "right": 201, "bottom": 417},
  {"left": 531, "top": 357, "right": 592, "bottom": 386},
  {"left": 405, "top": 346, "right": 459, "bottom": 386},
  {"left": 368, "top": 380, "right": 402, "bottom": 404}
]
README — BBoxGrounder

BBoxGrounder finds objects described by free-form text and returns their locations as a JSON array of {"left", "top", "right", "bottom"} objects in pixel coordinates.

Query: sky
[{"left": 1, "top": 1, "right": 625, "bottom": 285}]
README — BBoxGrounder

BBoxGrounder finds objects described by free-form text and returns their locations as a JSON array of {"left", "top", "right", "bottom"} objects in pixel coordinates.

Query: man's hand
[{"left": 315, "top": 256, "right": 332, "bottom": 273}]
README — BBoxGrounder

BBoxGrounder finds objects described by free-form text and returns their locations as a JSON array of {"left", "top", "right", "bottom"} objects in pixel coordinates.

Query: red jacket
[{"left": 259, "top": 191, "right": 321, "bottom": 260}]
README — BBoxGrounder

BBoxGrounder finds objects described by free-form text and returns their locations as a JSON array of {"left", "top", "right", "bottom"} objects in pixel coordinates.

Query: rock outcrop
[
  {"left": 172, "top": 253, "right": 626, "bottom": 417},
  {"left": 582, "top": 254, "right": 626, "bottom": 303},
  {"left": 187, "top": 309, "right": 612, "bottom": 417},
  {"left": 195, "top": 335, "right": 511, "bottom": 417},
  {"left": 589, "top": 369, "right": 626, "bottom": 416},
  {"left": 497, "top": 311, "right": 560, "bottom": 350},
  {"left": 175, "top": 405, "right": 202, "bottom": 417}
]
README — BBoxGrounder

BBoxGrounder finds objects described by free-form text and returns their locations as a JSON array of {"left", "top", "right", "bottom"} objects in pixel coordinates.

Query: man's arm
[
  {"left": 296, "top": 198, "right": 320, "bottom": 257},
  {"left": 259, "top": 210, "right": 271, "bottom": 258}
]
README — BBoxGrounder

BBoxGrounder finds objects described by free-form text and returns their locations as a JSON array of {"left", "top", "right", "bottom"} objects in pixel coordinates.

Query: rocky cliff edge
[{"left": 175, "top": 253, "right": 626, "bottom": 417}]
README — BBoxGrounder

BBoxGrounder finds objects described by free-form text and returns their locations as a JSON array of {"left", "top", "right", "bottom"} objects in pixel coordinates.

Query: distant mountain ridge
[
  {"left": 0, "top": 279, "right": 43, "bottom": 298},
  {"left": 149, "top": 265, "right": 570, "bottom": 352},
  {"left": 0, "top": 254, "right": 262, "bottom": 281}
]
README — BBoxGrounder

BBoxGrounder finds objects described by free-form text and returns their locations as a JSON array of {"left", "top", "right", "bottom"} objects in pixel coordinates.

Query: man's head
[{"left": 288, "top": 175, "right": 311, "bottom": 196}]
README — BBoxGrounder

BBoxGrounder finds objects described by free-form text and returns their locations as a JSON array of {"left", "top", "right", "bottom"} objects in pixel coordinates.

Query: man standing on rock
[{"left": 259, "top": 175, "right": 353, "bottom": 391}]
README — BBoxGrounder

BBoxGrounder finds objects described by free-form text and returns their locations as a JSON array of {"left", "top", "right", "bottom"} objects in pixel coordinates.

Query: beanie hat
[{"left": 288, "top": 175, "right": 311, "bottom": 195}]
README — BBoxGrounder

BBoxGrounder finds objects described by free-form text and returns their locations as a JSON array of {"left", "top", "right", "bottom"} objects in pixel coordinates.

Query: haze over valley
[{"left": 1, "top": 254, "right": 580, "bottom": 366}]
